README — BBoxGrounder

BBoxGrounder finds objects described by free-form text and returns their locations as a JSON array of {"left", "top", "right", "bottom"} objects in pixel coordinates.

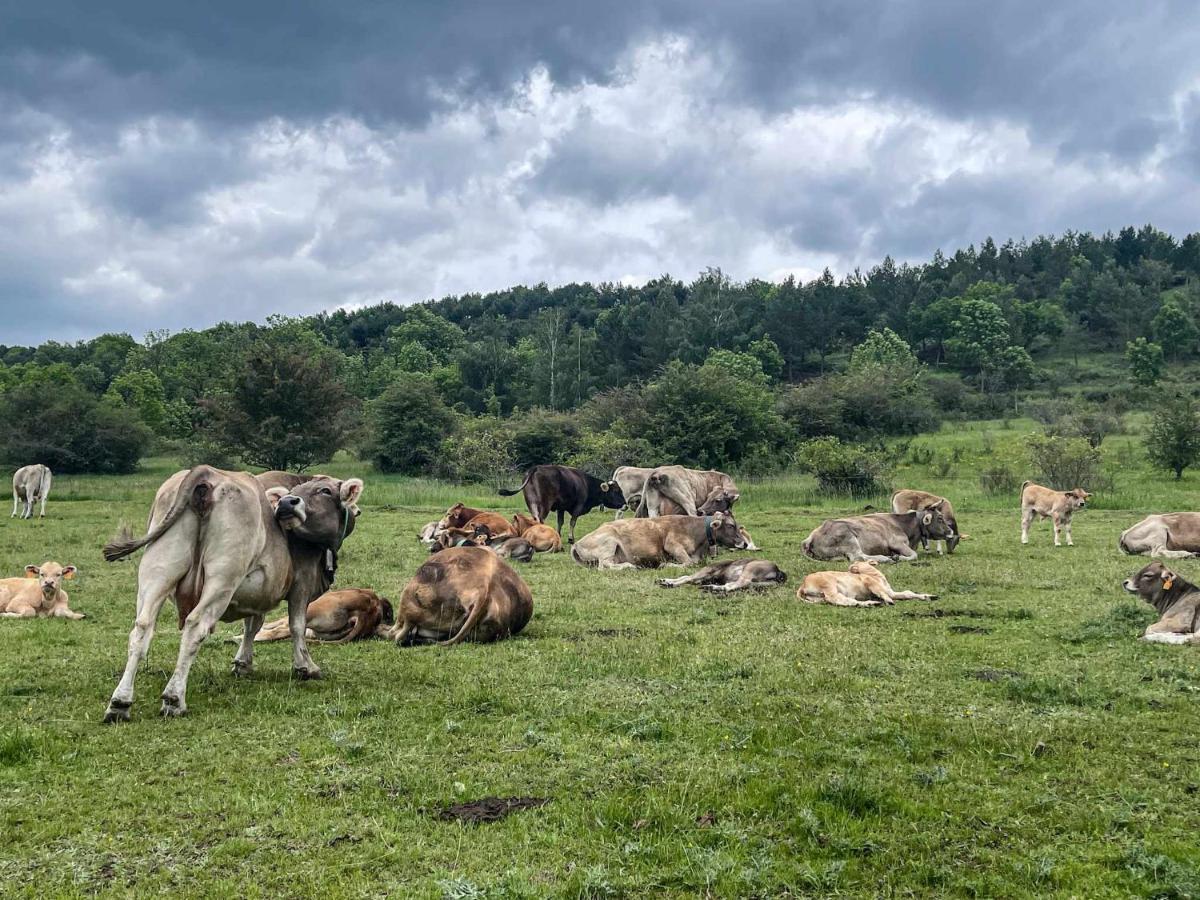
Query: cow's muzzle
[
  {"left": 1122, "top": 578, "right": 1137, "bottom": 594},
  {"left": 275, "top": 495, "right": 307, "bottom": 526}
]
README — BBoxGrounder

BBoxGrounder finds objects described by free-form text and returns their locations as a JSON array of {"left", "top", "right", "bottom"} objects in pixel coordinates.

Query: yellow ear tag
[{"left": 1164, "top": 578, "right": 1174, "bottom": 590}]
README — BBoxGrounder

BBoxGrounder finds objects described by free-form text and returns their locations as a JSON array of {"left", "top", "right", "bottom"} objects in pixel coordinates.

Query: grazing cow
[
  {"left": 390, "top": 546, "right": 533, "bottom": 645},
  {"left": 634, "top": 465, "right": 739, "bottom": 518},
  {"left": 12, "top": 464, "right": 52, "bottom": 519},
  {"left": 438, "top": 504, "right": 515, "bottom": 538},
  {"left": 511, "top": 513, "right": 563, "bottom": 552},
  {"left": 101, "top": 466, "right": 364, "bottom": 722},
  {"left": 1020, "top": 481, "right": 1090, "bottom": 546},
  {"left": 571, "top": 512, "right": 755, "bottom": 570},
  {"left": 499, "top": 465, "right": 625, "bottom": 543},
  {"left": 1122, "top": 561, "right": 1200, "bottom": 644},
  {"left": 891, "top": 489, "right": 962, "bottom": 554},
  {"left": 1119, "top": 513, "right": 1200, "bottom": 558},
  {"left": 657, "top": 558, "right": 787, "bottom": 592},
  {"left": 798, "top": 561, "right": 937, "bottom": 607},
  {"left": 255, "top": 588, "right": 393, "bottom": 642},
  {"left": 802, "top": 510, "right": 955, "bottom": 563},
  {"left": 605, "top": 466, "right": 656, "bottom": 518},
  {"left": 0, "top": 561, "right": 84, "bottom": 619}
]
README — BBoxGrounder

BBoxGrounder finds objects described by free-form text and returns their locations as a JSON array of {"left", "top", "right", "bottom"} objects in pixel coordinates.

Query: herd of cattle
[{"left": 2, "top": 460, "right": 1199, "bottom": 722}]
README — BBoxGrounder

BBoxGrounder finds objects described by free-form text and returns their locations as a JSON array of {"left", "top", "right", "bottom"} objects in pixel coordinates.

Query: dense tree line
[{"left": 2, "top": 225, "right": 1199, "bottom": 474}]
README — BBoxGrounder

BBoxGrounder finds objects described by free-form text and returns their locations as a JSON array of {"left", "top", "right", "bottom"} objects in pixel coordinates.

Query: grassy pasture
[{"left": 1, "top": 424, "right": 1199, "bottom": 898}]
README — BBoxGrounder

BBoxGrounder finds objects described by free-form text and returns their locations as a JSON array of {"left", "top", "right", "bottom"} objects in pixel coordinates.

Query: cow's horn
[{"left": 600, "top": 482, "right": 610, "bottom": 491}]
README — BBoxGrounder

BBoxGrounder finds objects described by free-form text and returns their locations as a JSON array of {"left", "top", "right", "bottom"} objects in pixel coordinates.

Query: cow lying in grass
[
  {"left": 430, "top": 526, "right": 535, "bottom": 562},
  {"left": 798, "top": 561, "right": 937, "bottom": 607},
  {"left": 803, "top": 510, "right": 954, "bottom": 563},
  {"left": 439, "top": 504, "right": 515, "bottom": 538},
  {"left": 0, "top": 561, "right": 84, "bottom": 619},
  {"left": 1119, "top": 513, "right": 1200, "bottom": 558},
  {"left": 511, "top": 513, "right": 563, "bottom": 552},
  {"left": 657, "top": 559, "right": 787, "bottom": 592},
  {"left": 891, "top": 489, "right": 962, "bottom": 554},
  {"left": 255, "top": 588, "right": 393, "bottom": 642},
  {"left": 391, "top": 546, "right": 533, "bottom": 645},
  {"left": 571, "top": 512, "right": 755, "bottom": 570},
  {"left": 1122, "top": 561, "right": 1200, "bottom": 644}
]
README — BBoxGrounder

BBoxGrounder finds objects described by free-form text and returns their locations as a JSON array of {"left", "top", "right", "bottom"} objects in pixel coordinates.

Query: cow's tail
[
  {"left": 498, "top": 469, "right": 534, "bottom": 497},
  {"left": 103, "top": 467, "right": 214, "bottom": 562},
  {"left": 802, "top": 537, "right": 815, "bottom": 559},
  {"left": 570, "top": 543, "right": 593, "bottom": 567},
  {"left": 1020, "top": 480, "right": 1031, "bottom": 492}
]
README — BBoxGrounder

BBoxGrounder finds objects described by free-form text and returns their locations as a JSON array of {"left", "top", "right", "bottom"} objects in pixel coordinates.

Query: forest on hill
[{"left": 2, "top": 225, "right": 1198, "bottom": 482}]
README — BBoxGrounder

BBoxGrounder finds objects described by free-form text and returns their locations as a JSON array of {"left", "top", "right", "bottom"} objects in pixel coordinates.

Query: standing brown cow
[{"left": 1020, "top": 481, "right": 1090, "bottom": 547}]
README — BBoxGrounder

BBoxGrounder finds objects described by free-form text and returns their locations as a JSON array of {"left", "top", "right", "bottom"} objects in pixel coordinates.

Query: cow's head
[
  {"left": 25, "top": 561, "right": 75, "bottom": 598},
  {"left": 598, "top": 480, "right": 626, "bottom": 511},
  {"left": 1123, "top": 560, "right": 1190, "bottom": 613},
  {"left": 709, "top": 512, "right": 756, "bottom": 551},
  {"left": 268, "top": 476, "right": 364, "bottom": 549},
  {"left": 916, "top": 507, "right": 955, "bottom": 542},
  {"left": 934, "top": 500, "right": 961, "bottom": 552},
  {"left": 698, "top": 487, "right": 739, "bottom": 516},
  {"left": 1064, "top": 488, "right": 1091, "bottom": 511},
  {"left": 418, "top": 521, "right": 443, "bottom": 549},
  {"left": 440, "top": 503, "right": 471, "bottom": 529}
]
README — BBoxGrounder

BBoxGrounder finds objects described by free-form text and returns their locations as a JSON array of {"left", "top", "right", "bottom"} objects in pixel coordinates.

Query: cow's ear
[
  {"left": 340, "top": 478, "right": 364, "bottom": 507},
  {"left": 712, "top": 511, "right": 726, "bottom": 524},
  {"left": 62, "top": 566, "right": 77, "bottom": 580},
  {"left": 922, "top": 512, "right": 933, "bottom": 525},
  {"left": 1162, "top": 569, "right": 1177, "bottom": 590},
  {"left": 24, "top": 565, "right": 39, "bottom": 578},
  {"left": 265, "top": 486, "right": 288, "bottom": 510}
]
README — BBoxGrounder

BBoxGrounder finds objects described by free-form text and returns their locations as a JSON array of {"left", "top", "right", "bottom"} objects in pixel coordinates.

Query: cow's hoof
[
  {"left": 231, "top": 661, "right": 253, "bottom": 678},
  {"left": 160, "top": 694, "right": 186, "bottom": 718},
  {"left": 102, "top": 700, "right": 131, "bottom": 724},
  {"left": 293, "top": 666, "right": 322, "bottom": 681}
]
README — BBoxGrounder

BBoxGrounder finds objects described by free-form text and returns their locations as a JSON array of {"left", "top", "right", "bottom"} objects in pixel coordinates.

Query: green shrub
[
  {"left": 1025, "top": 433, "right": 1106, "bottom": 492},
  {"left": 979, "top": 464, "right": 1020, "bottom": 496},
  {"left": 367, "top": 374, "right": 459, "bottom": 474},
  {"left": 794, "top": 437, "right": 891, "bottom": 496},
  {"left": 508, "top": 408, "right": 583, "bottom": 469}
]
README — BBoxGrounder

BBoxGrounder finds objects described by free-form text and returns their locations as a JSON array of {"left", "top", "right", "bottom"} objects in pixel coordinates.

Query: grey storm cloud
[{"left": 1, "top": 1, "right": 1199, "bottom": 342}]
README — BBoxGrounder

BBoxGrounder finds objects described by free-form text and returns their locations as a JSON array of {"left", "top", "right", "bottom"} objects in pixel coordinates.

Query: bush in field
[
  {"left": 979, "top": 464, "right": 1021, "bottom": 496},
  {"left": 368, "top": 373, "right": 459, "bottom": 474},
  {"left": 508, "top": 408, "right": 583, "bottom": 469},
  {"left": 1025, "top": 434, "right": 1106, "bottom": 491},
  {"left": 1145, "top": 393, "right": 1200, "bottom": 480},
  {"left": 0, "top": 383, "right": 151, "bottom": 474},
  {"left": 567, "top": 432, "right": 657, "bottom": 479},
  {"left": 1030, "top": 399, "right": 1122, "bottom": 448},
  {"left": 441, "top": 417, "right": 516, "bottom": 488},
  {"left": 1126, "top": 337, "right": 1164, "bottom": 387},
  {"left": 640, "top": 360, "right": 787, "bottom": 468},
  {"left": 794, "top": 436, "right": 892, "bottom": 496}
]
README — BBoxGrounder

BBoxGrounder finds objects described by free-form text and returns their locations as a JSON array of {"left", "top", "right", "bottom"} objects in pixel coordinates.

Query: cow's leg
[
  {"left": 39, "top": 493, "right": 47, "bottom": 518},
  {"left": 1051, "top": 514, "right": 1063, "bottom": 547},
  {"left": 891, "top": 545, "right": 919, "bottom": 562},
  {"left": 556, "top": 509, "right": 565, "bottom": 536},
  {"left": 1142, "top": 630, "right": 1200, "bottom": 645},
  {"left": 1021, "top": 508, "right": 1034, "bottom": 544},
  {"left": 288, "top": 591, "right": 321, "bottom": 679},
  {"left": 597, "top": 557, "right": 637, "bottom": 571},
  {"left": 1064, "top": 518, "right": 1074, "bottom": 547},
  {"left": 568, "top": 514, "right": 579, "bottom": 544},
  {"left": 807, "top": 588, "right": 880, "bottom": 607},
  {"left": 232, "top": 614, "right": 264, "bottom": 676},
  {"left": 160, "top": 566, "right": 243, "bottom": 717},
  {"left": 104, "top": 541, "right": 194, "bottom": 724},
  {"left": 10, "top": 489, "right": 16, "bottom": 518},
  {"left": 883, "top": 587, "right": 936, "bottom": 602},
  {"left": 1, "top": 605, "right": 36, "bottom": 617},
  {"left": 1150, "top": 545, "right": 1197, "bottom": 558},
  {"left": 659, "top": 564, "right": 722, "bottom": 588},
  {"left": 700, "top": 574, "right": 759, "bottom": 594}
]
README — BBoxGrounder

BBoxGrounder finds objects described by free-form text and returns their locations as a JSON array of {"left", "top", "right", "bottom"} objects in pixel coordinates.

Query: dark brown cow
[{"left": 499, "top": 465, "right": 625, "bottom": 543}]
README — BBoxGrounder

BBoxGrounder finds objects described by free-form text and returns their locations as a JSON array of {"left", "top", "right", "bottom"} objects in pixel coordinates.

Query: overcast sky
[{"left": 3, "top": 2, "right": 1199, "bottom": 344}]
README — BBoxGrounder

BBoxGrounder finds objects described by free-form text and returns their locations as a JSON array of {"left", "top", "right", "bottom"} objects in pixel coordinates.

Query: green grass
[{"left": 1, "top": 440, "right": 1199, "bottom": 898}]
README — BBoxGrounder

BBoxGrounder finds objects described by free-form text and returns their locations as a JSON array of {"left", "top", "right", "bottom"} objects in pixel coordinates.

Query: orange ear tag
[{"left": 1164, "top": 578, "right": 1174, "bottom": 590}]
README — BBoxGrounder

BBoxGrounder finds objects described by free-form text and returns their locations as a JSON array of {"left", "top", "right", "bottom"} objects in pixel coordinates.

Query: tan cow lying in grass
[
  {"left": 255, "top": 588, "right": 393, "bottom": 642},
  {"left": 0, "top": 562, "right": 84, "bottom": 619},
  {"left": 1119, "top": 513, "right": 1200, "bottom": 558},
  {"left": 571, "top": 512, "right": 755, "bottom": 570},
  {"left": 657, "top": 558, "right": 787, "bottom": 592},
  {"left": 390, "top": 546, "right": 532, "bottom": 645},
  {"left": 891, "top": 489, "right": 962, "bottom": 554},
  {"left": 1020, "top": 481, "right": 1090, "bottom": 546},
  {"left": 511, "top": 513, "right": 563, "bottom": 552},
  {"left": 439, "top": 503, "right": 515, "bottom": 538},
  {"left": 1122, "top": 561, "right": 1200, "bottom": 644},
  {"left": 798, "top": 561, "right": 936, "bottom": 607}
]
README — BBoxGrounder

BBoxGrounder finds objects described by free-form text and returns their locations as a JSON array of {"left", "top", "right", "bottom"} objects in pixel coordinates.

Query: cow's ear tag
[{"left": 1164, "top": 577, "right": 1175, "bottom": 590}]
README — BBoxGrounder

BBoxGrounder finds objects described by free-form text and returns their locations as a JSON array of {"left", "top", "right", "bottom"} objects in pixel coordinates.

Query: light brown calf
[
  {"left": 0, "top": 562, "right": 83, "bottom": 619},
  {"left": 798, "top": 561, "right": 936, "bottom": 607},
  {"left": 1020, "top": 481, "right": 1090, "bottom": 547},
  {"left": 512, "top": 513, "right": 563, "bottom": 552}
]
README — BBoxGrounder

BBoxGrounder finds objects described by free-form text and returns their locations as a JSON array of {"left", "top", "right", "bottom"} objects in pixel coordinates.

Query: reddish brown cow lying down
[
  {"left": 390, "top": 546, "right": 533, "bottom": 645},
  {"left": 255, "top": 588, "right": 393, "bottom": 642}
]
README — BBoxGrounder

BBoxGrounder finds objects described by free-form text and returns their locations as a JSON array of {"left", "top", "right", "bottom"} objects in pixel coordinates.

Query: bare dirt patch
[{"left": 438, "top": 796, "right": 550, "bottom": 824}]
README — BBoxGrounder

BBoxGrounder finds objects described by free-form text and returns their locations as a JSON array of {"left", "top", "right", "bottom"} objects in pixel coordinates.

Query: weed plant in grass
[{"left": 0, "top": 430, "right": 1198, "bottom": 897}]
